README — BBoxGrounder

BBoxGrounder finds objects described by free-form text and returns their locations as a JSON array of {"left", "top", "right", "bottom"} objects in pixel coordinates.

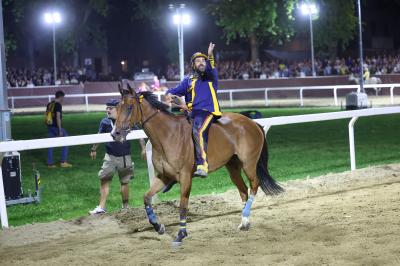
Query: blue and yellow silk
[{"left": 166, "top": 56, "right": 221, "bottom": 116}]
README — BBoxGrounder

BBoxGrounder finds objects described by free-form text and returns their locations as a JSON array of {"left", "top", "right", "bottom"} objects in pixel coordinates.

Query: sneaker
[
  {"left": 89, "top": 206, "right": 106, "bottom": 215},
  {"left": 60, "top": 162, "right": 73, "bottom": 168},
  {"left": 193, "top": 168, "right": 208, "bottom": 178},
  {"left": 47, "top": 164, "right": 57, "bottom": 169}
]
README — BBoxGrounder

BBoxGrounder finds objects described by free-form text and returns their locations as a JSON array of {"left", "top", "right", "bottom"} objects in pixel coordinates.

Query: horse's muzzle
[{"left": 111, "top": 127, "right": 129, "bottom": 143}]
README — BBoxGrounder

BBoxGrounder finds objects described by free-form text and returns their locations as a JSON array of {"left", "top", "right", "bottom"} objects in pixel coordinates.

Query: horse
[
  {"left": 348, "top": 74, "right": 383, "bottom": 96},
  {"left": 111, "top": 83, "right": 283, "bottom": 246}
]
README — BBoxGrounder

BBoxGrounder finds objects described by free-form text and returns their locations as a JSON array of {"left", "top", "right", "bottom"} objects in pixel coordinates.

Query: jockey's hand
[
  {"left": 165, "top": 93, "right": 173, "bottom": 104},
  {"left": 208, "top": 42, "right": 215, "bottom": 57},
  {"left": 141, "top": 149, "right": 146, "bottom": 160},
  {"left": 90, "top": 150, "right": 97, "bottom": 160}
]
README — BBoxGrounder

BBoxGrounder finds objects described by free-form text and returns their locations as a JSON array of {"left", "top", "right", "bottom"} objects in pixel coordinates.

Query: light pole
[
  {"left": 357, "top": 0, "right": 365, "bottom": 93},
  {"left": 0, "top": 0, "right": 11, "bottom": 141},
  {"left": 300, "top": 3, "right": 318, "bottom": 77},
  {"left": 44, "top": 11, "right": 61, "bottom": 84},
  {"left": 169, "top": 4, "right": 191, "bottom": 81}
]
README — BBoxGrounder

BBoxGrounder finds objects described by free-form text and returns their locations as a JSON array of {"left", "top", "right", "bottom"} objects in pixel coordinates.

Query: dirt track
[{"left": 1, "top": 164, "right": 400, "bottom": 266}]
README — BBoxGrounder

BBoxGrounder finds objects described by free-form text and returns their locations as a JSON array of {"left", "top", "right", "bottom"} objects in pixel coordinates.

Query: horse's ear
[
  {"left": 119, "top": 80, "right": 133, "bottom": 96},
  {"left": 118, "top": 82, "right": 123, "bottom": 96},
  {"left": 126, "top": 82, "right": 134, "bottom": 94}
]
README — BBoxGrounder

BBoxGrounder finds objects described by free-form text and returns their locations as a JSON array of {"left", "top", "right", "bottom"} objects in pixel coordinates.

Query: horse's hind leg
[
  {"left": 226, "top": 157, "right": 248, "bottom": 202},
  {"left": 238, "top": 160, "right": 260, "bottom": 231},
  {"left": 144, "top": 175, "right": 167, "bottom": 235}
]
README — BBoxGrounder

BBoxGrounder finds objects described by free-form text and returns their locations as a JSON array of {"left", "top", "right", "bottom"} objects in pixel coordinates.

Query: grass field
[{"left": 6, "top": 107, "right": 400, "bottom": 226}]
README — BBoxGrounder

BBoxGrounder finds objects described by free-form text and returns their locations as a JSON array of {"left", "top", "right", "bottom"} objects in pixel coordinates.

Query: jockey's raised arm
[{"left": 205, "top": 54, "right": 218, "bottom": 81}]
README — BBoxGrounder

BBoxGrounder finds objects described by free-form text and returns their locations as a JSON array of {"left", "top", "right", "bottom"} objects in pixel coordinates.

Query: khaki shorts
[{"left": 98, "top": 153, "right": 134, "bottom": 184}]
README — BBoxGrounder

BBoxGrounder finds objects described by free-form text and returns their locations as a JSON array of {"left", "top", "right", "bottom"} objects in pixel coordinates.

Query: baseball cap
[{"left": 106, "top": 99, "right": 119, "bottom": 107}]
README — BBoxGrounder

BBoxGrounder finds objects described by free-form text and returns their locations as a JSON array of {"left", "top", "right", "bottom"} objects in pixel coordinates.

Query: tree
[
  {"left": 311, "top": 0, "right": 357, "bottom": 56},
  {"left": 207, "top": 0, "right": 297, "bottom": 61},
  {"left": 57, "top": 0, "right": 110, "bottom": 67},
  {"left": 130, "top": 0, "right": 179, "bottom": 64}
]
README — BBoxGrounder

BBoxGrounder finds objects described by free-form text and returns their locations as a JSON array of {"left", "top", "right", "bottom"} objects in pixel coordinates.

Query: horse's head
[{"left": 111, "top": 82, "right": 141, "bottom": 143}]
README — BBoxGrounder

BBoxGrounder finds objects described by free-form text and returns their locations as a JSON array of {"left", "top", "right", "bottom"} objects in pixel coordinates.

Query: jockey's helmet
[{"left": 191, "top": 52, "right": 208, "bottom": 70}]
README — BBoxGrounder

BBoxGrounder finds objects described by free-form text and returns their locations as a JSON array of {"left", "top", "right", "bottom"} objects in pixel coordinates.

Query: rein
[
  {"left": 125, "top": 94, "right": 160, "bottom": 129},
  {"left": 122, "top": 93, "right": 188, "bottom": 131}
]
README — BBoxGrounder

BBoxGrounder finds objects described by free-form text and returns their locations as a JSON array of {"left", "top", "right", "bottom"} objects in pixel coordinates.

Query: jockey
[{"left": 166, "top": 42, "right": 221, "bottom": 178}]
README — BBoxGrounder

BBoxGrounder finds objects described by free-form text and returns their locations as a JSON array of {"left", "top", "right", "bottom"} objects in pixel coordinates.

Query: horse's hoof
[
  {"left": 158, "top": 224, "right": 165, "bottom": 235},
  {"left": 172, "top": 229, "right": 187, "bottom": 246},
  {"left": 238, "top": 217, "right": 250, "bottom": 231},
  {"left": 238, "top": 223, "right": 251, "bottom": 231}
]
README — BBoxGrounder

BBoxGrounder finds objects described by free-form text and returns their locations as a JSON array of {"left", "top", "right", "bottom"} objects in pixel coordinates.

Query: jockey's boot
[{"left": 194, "top": 166, "right": 208, "bottom": 178}]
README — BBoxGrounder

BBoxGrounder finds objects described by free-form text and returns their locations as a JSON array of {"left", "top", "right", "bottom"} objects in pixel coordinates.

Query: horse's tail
[{"left": 256, "top": 125, "right": 284, "bottom": 195}]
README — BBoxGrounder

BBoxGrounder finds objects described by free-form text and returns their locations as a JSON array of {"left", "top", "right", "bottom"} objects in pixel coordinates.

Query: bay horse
[{"left": 111, "top": 83, "right": 283, "bottom": 246}]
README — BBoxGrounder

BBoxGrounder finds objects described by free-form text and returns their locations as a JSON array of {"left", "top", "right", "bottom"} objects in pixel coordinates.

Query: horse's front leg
[
  {"left": 144, "top": 176, "right": 167, "bottom": 235},
  {"left": 172, "top": 174, "right": 192, "bottom": 246}
]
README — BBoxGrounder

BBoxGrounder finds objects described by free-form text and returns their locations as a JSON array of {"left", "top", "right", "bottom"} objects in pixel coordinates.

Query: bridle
[{"left": 121, "top": 94, "right": 160, "bottom": 131}]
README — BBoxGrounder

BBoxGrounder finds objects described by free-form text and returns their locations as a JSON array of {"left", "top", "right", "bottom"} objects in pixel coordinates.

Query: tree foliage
[
  {"left": 209, "top": 0, "right": 296, "bottom": 43},
  {"left": 312, "top": 0, "right": 357, "bottom": 55},
  {"left": 208, "top": 0, "right": 358, "bottom": 59},
  {"left": 207, "top": 0, "right": 297, "bottom": 60},
  {"left": 130, "top": 0, "right": 179, "bottom": 63}
]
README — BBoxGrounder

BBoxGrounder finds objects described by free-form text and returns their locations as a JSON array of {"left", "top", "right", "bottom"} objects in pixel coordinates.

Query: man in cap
[
  {"left": 165, "top": 42, "right": 221, "bottom": 178},
  {"left": 89, "top": 99, "right": 146, "bottom": 215}
]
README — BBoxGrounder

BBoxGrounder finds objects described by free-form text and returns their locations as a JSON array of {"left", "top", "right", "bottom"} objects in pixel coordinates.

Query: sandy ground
[
  {"left": 10, "top": 95, "right": 400, "bottom": 113},
  {"left": 1, "top": 164, "right": 400, "bottom": 266}
]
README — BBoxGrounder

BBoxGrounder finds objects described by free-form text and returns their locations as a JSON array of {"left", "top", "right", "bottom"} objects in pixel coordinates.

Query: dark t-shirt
[
  {"left": 99, "top": 117, "right": 133, "bottom": 157},
  {"left": 47, "top": 101, "right": 62, "bottom": 128}
]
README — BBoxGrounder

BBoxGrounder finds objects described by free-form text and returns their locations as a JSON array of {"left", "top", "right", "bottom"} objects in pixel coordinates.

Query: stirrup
[{"left": 193, "top": 168, "right": 208, "bottom": 178}]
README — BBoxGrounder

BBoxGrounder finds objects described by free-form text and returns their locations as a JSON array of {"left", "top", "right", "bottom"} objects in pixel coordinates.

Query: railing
[
  {"left": 9, "top": 92, "right": 120, "bottom": 112},
  {"left": 1, "top": 106, "right": 400, "bottom": 228},
  {"left": 218, "top": 83, "right": 400, "bottom": 107},
  {"left": 8, "top": 83, "right": 400, "bottom": 111}
]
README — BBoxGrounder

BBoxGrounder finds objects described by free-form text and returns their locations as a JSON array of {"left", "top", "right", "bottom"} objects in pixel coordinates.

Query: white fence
[
  {"left": 1, "top": 106, "right": 400, "bottom": 228},
  {"left": 8, "top": 83, "right": 400, "bottom": 111},
  {"left": 218, "top": 83, "right": 400, "bottom": 107}
]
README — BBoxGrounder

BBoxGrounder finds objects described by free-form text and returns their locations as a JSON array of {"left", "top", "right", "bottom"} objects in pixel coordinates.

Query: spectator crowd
[
  {"left": 166, "top": 54, "right": 400, "bottom": 80},
  {"left": 8, "top": 54, "right": 400, "bottom": 87},
  {"left": 7, "top": 67, "right": 80, "bottom": 87},
  {"left": 6, "top": 66, "right": 104, "bottom": 87}
]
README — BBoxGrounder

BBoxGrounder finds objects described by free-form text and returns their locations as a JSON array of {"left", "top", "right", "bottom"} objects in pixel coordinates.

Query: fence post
[
  {"left": 85, "top": 95, "right": 89, "bottom": 112},
  {"left": 348, "top": 117, "right": 359, "bottom": 171},
  {"left": 300, "top": 88, "right": 304, "bottom": 107},
  {"left": 390, "top": 86, "right": 394, "bottom": 105},
  {"left": 145, "top": 141, "right": 158, "bottom": 203},
  {"left": 229, "top": 90, "right": 233, "bottom": 108},
  {"left": 264, "top": 89, "right": 269, "bottom": 107},
  {"left": 263, "top": 125, "right": 271, "bottom": 135},
  {"left": 11, "top": 97, "right": 15, "bottom": 111},
  {"left": 0, "top": 165, "right": 9, "bottom": 228},
  {"left": 333, "top": 87, "right": 338, "bottom": 106}
]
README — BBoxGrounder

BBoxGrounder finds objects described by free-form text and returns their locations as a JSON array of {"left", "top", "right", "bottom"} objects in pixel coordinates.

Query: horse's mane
[{"left": 139, "top": 91, "right": 174, "bottom": 116}]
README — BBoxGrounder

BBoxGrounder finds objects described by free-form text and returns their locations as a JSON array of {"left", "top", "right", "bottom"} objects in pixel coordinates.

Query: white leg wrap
[{"left": 238, "top": 216, "right": 250, "bottom": 230}]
